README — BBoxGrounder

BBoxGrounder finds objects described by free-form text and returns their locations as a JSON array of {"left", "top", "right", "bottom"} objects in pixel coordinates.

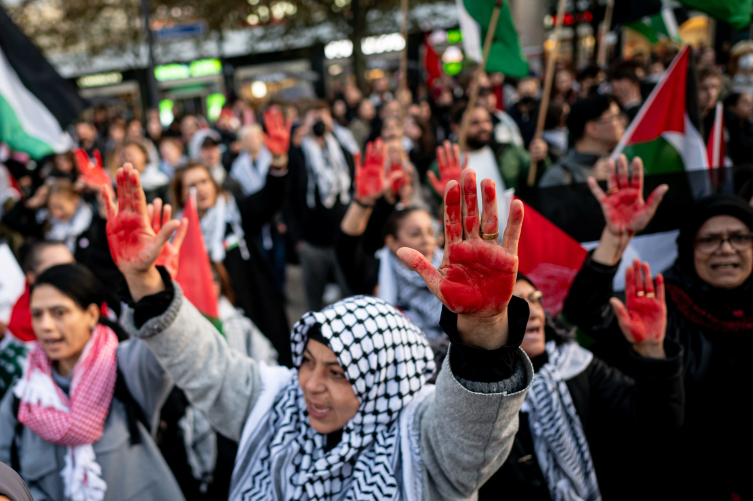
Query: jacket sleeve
[
  {"left": 587, "top": 340, "right": 685, "bottom": 432},
  {"left": 120, "top": 283, "right": 262, "bottom": 442},
  {"left": 237, "top": 169, "right": 289, "bottom": 236},
  {"left": 417, "top": 300, "right": 534, "bottom": 499},
  {"left": 1, "top": 201, "right": 45, "bottom": 238}
]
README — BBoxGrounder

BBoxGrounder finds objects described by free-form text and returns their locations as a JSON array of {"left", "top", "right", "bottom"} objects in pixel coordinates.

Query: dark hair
[
  {"left": 449, "top": 100, "right": 487, "bottom": 126},
  {"left": 382, "top": 207, "right": 427, "bottom": 241},
  {"left": 306, "top": 99, "right": 331, "bottom": 114},
  {"left": 123, "top": 139, "right": 148, "bottom": 158},
  {"left": 577, "top": 65, "right": 602, "bottom": 82},
  {"left": 31, "top": 264, "right": 103, "bottom": 312},
  {"left": 566, "top": 94, "right": 620, "bottom": 142},
  {"left": 609, "top": 61, "right": 641, "bottom": 84},
  {"left": 18, "top": 239, "right": 69, "bottom": 274},
  {"left": 723, "top": 92, "right": 744, "bottom": 109},
  {"left": 697, "top": 65, "right": 722, "bottom": 83}
]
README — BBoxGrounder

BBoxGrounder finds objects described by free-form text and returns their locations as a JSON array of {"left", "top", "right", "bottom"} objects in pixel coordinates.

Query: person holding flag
[{"left": 565, "top": 154, "right": 753, "bottom": 499}]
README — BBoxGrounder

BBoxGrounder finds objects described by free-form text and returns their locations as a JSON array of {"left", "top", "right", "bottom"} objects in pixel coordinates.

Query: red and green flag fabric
[
  {"left": 612, "top": 45, "right": 708, "bottom": 174},
  {"left": 456, "top": 0, "right": 529, "bottom": 78},
  {"left": 677, "top": 0, "right": 751, "bottom": 30},
  {"left": 0, "top": 7, "right": 83, "bottom": 159},
  {"left": 175, "top": 189, "right": 220, "bottom": 329},
  {"left": 626, "top": 5, "right": 681, "bottom": 44}
]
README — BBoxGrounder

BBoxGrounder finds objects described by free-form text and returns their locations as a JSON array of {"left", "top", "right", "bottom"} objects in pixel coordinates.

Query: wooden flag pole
[
  {"left": 459, "top": 0, "right": 503, "bottom": 152},
  {"left": 527, "top": 0, "right": 567, "bottom": 187},
  {"left": 399, "top": 0, "right": 409, "bottom": 125},
  {"left": 596, "top": 0, "right": 614, "bottom": 68}
]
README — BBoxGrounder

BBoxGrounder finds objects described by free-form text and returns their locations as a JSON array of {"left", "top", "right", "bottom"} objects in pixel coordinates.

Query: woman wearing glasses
[{"left": 564, "top": 154, "right": 753, "bottom": 500}]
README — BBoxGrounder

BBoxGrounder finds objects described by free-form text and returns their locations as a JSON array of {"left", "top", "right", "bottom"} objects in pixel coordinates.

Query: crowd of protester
[{"left": 0, "top": 42, "right": 752, "bottom": 501}]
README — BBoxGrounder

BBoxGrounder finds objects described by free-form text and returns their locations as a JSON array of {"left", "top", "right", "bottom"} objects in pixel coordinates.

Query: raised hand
[
  {"left": 588, "top": 155, "right": 668, "bottom": 237},
  {"left": 398, "top": 168, "right": 524, "bottom": 350},
  {"left": 354, "top": 139, "right": 404, "bottom": 205},
  {"left": 75, "top": 149, "right": 111, "bottom": 190},
  {"left": 147, "top": 198, "right": 188, "bottom": 280},
  {"left": 428, "top": 140, "right": 466, "bottom": 196},
  {"left": 609, "top": 259, "right": 667, "bottom": 359},
  {"left": 102, "top": 164, "right": 181, "bottom": 299},
  {"left": 262, "top": 106, "right": 292, "bottom": 157}
]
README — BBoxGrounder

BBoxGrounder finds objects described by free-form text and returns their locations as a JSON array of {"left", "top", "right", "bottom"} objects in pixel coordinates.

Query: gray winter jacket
[
  {"left": 539, "top": 149, "right": 602, "bottom": 187},
  {"left": 122, "top": 283, "right": 533, "bottom": 500},
  {"left": 0, "top": 339, "right": 184, "bottom": 501}
]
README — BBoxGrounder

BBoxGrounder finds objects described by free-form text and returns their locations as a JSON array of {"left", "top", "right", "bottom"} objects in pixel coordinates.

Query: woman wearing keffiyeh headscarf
[
  {"left": 107, "top": 160, "right": 535, "bottom": 500},
  {"left": 0, "top": 263, "right": 185, "bottom": 501}
]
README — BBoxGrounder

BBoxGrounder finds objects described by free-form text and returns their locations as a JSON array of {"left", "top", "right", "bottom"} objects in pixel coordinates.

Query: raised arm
[
  {"left": 103, "top": 164, "right": 264, "bottom": 441},
  {"left": 399, "top": 169, "right": 533, "bottom": 498}
]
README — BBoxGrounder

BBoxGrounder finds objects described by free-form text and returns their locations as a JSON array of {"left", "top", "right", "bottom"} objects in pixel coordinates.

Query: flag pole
[
  {"left": 596, "top": 0, "right": 614, "bottom": 69},
  {"left": 459, "top": 0, "right": 503, "bottom": 152},
  {"left": 399, "top": 0, "right": 410, "bottom": 126},
  {"left": 527, "top": 0, "right": 567, "bottom": 187}
]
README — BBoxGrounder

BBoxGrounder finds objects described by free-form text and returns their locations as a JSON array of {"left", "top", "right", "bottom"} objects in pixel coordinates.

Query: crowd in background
[{"left": 0, "top": 40, "right": 752, "bottom": 501}]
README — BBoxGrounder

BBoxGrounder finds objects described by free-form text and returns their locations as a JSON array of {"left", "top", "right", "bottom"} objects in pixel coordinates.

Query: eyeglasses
[
  {"left": 694, "top": 233, "right": 753, "bottom": 254},
  {"left": 518, "top": 290, "right": 543, "bottom": 306}
]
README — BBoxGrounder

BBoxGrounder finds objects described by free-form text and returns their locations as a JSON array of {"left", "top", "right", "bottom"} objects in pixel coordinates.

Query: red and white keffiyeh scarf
[{"left": 14, "top": 324, "right": 118, "bottom": 501}]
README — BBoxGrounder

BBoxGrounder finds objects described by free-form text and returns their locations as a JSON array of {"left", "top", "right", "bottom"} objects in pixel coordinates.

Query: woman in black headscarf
[{"left": 564, "top": 154, "right": 753, "bottom": 500}]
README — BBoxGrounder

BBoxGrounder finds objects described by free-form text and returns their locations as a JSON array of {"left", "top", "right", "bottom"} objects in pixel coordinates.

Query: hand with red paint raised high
[
  {"left": 102, "top": 163, "right": 183, "bottom": 301},
  {"left": 354, "top": 139, "right": 404, "bottom": 206},
  {"left": 398, "top": 169, "right": 524, "bottom": 350},
  {"left": 262, "top": 106, "right": 292, "bottom": 159},
  {"left": 609, "top": 259, "right": 667, "bottom": 359},
  {"left": 148, "top": 198, "right": 188, "bottom": 280},
  {"left": 589, "top": 154, "right": 668, "bottom": 265},
  {"left": 427, "top": 140, "right": 466, "bottom": 196},
  {"left": 75, "top": 148, "right": 112, "bottom": 190}
]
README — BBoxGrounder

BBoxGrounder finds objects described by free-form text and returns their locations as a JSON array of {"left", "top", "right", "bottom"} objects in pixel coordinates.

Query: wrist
[
  {"left": 270, "top": 153, "right": 288, "bottom": 169},
  {"left": 456, "top": 310, "right": 509, "bottom": 350},
  {"left": 124, "top": 266, "right": 165, "bottom": 302},
  {"left": 632, "top": 342, "right": 666, "bottom": 359},
  {"left": 354, "top": 198, "right": 375, "bottom": 209},
  {"left": 592, "top": 227, "right": 630, "bottom": 266}
]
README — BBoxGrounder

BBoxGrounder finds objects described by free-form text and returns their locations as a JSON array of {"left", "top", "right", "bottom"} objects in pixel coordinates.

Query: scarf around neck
[
  {"left": 301, "top": 134, "right": 351, "bottom": 210},
  {"left": 178, "top": 194, "right": 247, "bottom": 262},
  {"left": 230, "top": 296, "right": 435, "bottom": 501},
  {"left": 523, "top": 340, "right": 600, "bottom": 501},
  {"left": 14, "top": 324, "right": 118, "bottom": 501},
  {"left": 45, "top": 201, "right": 93, "bottom": 252},
  {"left": 230, "top": 147, "right": 272, "bottom": 196},
  {"left": 376, "top": 247, "right": 444, "bottom": 339}
]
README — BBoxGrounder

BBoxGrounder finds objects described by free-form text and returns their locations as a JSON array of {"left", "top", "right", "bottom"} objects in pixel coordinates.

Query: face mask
[
  {"left": 740, "top": 53, "right": 753, "bottom": 71},
  {"left": 312, "top": 120, "right": 326, "bottom": 137}
]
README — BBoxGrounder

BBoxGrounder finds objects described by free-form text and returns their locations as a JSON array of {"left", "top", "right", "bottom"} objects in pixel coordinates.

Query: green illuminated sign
[
  {"left": 154, "top": 59, "right": 222, "bottom": 81},
  {"left": 207, "top": 93, "right": 226, "bottom": 122},
  {"left": 190, "top": 59, "right": 222, "bottom": 77},
  {"left": 444, "top": 61, "right": 463, "bottom": 76},
  {"left": 447, "top": 29, "right": 463, "bottom": 44},
  {"left": 155, "top": 64, "right": 190, "bottom": 81}
]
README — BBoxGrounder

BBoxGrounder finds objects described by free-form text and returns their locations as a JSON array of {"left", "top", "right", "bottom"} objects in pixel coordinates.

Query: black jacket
[
  {"left": 480, "top": 317, "right": 684, "bottom": 501},
  {"left": 564, "top": 251, "right": 753, "bottom": 500}
]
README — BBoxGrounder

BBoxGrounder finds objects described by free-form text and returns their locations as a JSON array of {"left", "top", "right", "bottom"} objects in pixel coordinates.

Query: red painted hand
[
  {"left": 102, "top": 163, "right": 182, "bottom": 277},
  {"left": 398, "top": 169, "right": 523, "bottom": 349},
  {"left": 609, "top": 259, "right": 667, "bottom": 358},
  {"left": 427, "top": 140, "right": 466, "bottom": 196},
  {"left": 587, "top": 155, "right": 668, "bottom": 237},
  {"left": 75, "top": 148, "right": 111, "bottom": 190},
  {"left": 354, "top": 139, "right": 402, "bottom": 205},
  {"left": 262, "top": 106, "right": 292, "bottom": 157},
  {"left": 148, "top": 198, "right": 188, "bottom": 280}
]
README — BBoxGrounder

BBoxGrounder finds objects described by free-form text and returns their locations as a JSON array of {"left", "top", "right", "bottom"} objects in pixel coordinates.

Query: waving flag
[
  {"left": 706, "top": 102, "right": 726, "bottom": 168},
  {"left": 175, "top": 190, "right": 219, "bottom": 325},
  {"left": 612, "top": 46, "right": 707, "bottom": 175},
  {"left": 678, "top": 0, "right": 751, "bottom": 30},
  {"left": 456, "top": 0, "right": 529, "bottom": 78},
  {"left": 0, "top": 7, "right": 83, "bottom": 158}
]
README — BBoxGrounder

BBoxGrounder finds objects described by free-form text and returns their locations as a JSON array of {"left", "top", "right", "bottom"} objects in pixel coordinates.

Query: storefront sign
[
  {"left": 325, "top": 33, "right": 406, "bottom": 60},
  {"left": 154, "top": 59, "right": 223, "bottom": 82},
  {"left": 77, "top": 72, "right": 123, "bottom": 88}
]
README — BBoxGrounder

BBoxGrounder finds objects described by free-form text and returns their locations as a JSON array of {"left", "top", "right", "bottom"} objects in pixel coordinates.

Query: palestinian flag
[
  {"left": 456, "top": 0, "right": 529, "bottom": 78},
  {"left": 626, "top": 6, "right": 681, "bottom": 44},
  {"left": 612, "top": 45, "right": 708, "bottom": 175},
  {"left": 706, "top": 101, "right": 726, "bottom": 168},
  {"left": 678, "top": 0, "right": 751, "bottom": 30},
  {"left": 0, "top": 7, "right": 83, "bottom": 159},
  {"left": 175, "top": 189, "right": 220, "bottom": 329}
]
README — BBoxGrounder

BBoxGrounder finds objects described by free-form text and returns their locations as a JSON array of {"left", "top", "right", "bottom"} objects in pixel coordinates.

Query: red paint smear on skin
[{"left": 106, "top": 213, "right": 151, "bottom": 267}]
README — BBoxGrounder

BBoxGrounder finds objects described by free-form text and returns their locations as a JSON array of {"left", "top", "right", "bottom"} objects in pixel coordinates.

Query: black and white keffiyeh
[
  {"left": 230, "top": 295, "right": 435, "bottom": 501},
  {"left": 523, "top": 340, "right": 600, "bottom": 501},
  {"left": 44, "top": 200, "right": 93, "bottom": 252},
  {"left": 301, "top": 134, "right": 351, "bottom": 209},
  {"left": 376, "top": 248, "right": 444, "bottom": 340},
  {"left": 230, "top": 147, "right": 272, "bottom": 196},
  {"left": 177, "top": 193, "right": 248, "bottom": 262}
]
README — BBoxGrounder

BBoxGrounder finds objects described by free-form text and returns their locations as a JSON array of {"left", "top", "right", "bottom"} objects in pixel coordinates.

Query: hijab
[
  {"left": 0, "top": 461, "right": 34, "bottom": 501},
  {"left": 230, "top": 295, "right": 435, "bottom": 500}
]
